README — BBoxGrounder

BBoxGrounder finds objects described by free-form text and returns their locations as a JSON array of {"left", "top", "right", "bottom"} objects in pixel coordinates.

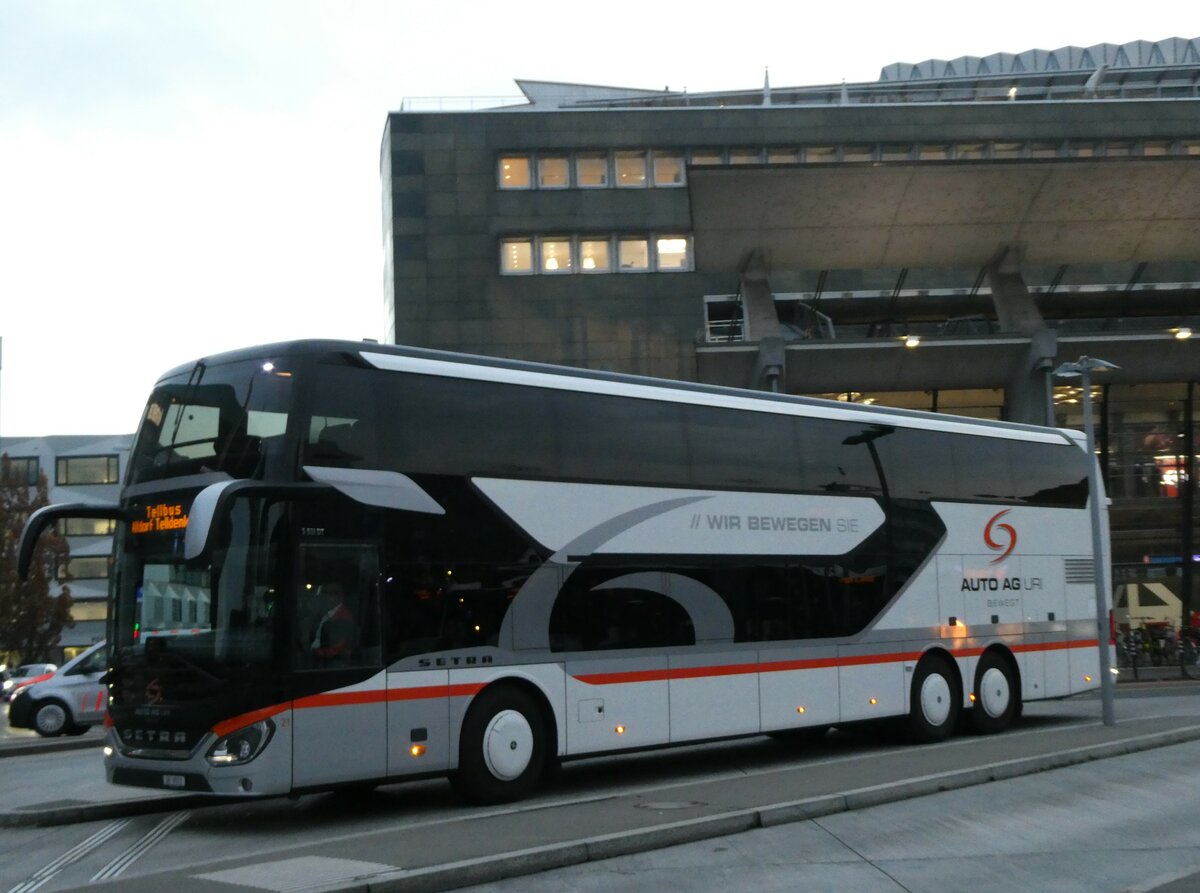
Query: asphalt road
[{"left": 0, "top": 683, "right": 1198, "bottom": 893}]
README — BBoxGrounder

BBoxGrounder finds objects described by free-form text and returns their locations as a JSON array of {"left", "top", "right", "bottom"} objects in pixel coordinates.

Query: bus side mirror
[
  {"left": 184, "top": 480, "right": 332, "bottom": 562},
  {"left": 18, "top": 504, "right": 127, "bottom": 580}
]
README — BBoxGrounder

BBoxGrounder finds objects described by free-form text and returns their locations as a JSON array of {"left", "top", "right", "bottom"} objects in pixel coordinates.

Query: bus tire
[
  {"left": 970, "top": 651, "right": 1018, "bottom": 735},
  {"left": 452, "top": 685, "right": 546, "bottom": 805},
  {"left": 908, "top": 655, "right": 959, "bottom": 743},
  {"left": 33, "top": 700, "right": 72, "bottom": 737}
]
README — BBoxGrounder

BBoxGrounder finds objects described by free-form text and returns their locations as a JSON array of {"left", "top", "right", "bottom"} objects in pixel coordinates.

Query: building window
[
  {"left": 618, "top": 238, "right": 650, "bottom": 271},
  {"left": 655, "top": 236, "right": 690, "bottom": 271},
  {"left": 880, "top": 145, "right": 914, "bottom": 162},
  {"left": 690, "top": 149, "right": 723, "bottom": 166},
  {"left": 843, "top": 145, "right": 874, "bottom": 162},
  {"left": 1030, "top": 142, "right": 1060, "bottom": 158},
  {"left": 59, "top": 517, "right": 118, "bottom": 536},
  {"left": 1143, "top": 142, "right": 1171, "bottom": 157},
  {"left": 498, "top": 155, "right": 532, "bottom": 189},
  {"left": 1105, "top": 141, "right": 1134, "bottom": 157},
  {"left": 575, "top": 153, "right": 609, "bottom": 187},
  {"left": 1071, "top": 142, "right": 1098, "bottom": 158},
  {"left": 540, "top": 238, "right": 573, "bottom": 273},
  {"left": 806, "top": 146, "right": 837, "bottom": 163},
  {"left": 993, "top": 142, "right": 1022, "bottom": 159},
  {"left": 60, "top": 556, "right": 109, "bottom": 581},
  {"left": 956, "top": 143, "right": 986, "bottom": 160},
  {"left": 767, "top": 148, "right": 800, "bottom": 164},
  {"left": 918, "top": 144, "right": 949, "bottom": 161},
  {"left": 5, "top": 457, "right": 38, "bottom": 485},
  {"left": 56, "top": 455, "right": 119, "bottom": 485},
  {"left": 615, "top": 151, "right": 648, "bottom": 187},
  {"left": 537, "top": 156, "right": 569, "bottom": 188},
  {"left": 500, "top": 238, "right": 534, "bottom": 274},
  {"left": 729, "top": 148, "right": 762, "bottom": 165},
  {"left": 652, "top": 152, "right": 685, "bottom": 186},
  {"left": 580, "top": 239, "right": 611, "bottom": 272},
  {"left": 72, "top": 601, "right": 109, "bottom": 622}
]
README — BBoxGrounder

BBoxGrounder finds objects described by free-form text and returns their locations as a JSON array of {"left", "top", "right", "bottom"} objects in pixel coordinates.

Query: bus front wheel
[
  {"left": 452, "top": 685, "right": 547, "bottom": 805},
  {"left": 908, "top": 655, "right": 960, "bottom": 743}
]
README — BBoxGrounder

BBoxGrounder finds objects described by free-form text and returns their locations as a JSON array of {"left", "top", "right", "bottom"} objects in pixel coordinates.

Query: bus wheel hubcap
[
  {"left": 482, "top": 709, "right": 534, "bottom": 781},
  {"left": 37, "top": 705, "right": 66, "bottom": 734},
  {"left": 920, "top": 673, "right": 952, "bottom": 727},
  {"left": 979, "top": 667, "right": 1010, "bottom": 718}
]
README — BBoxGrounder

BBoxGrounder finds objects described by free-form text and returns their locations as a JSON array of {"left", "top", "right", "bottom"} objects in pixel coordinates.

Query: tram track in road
[{"left": 5, "top": 819, "right": 132, "bottom": 893}]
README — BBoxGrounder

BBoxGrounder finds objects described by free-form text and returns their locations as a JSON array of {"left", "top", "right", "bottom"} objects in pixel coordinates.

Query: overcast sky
[{"left": 0, "top": 1, "right": 1193, "bottom": 436}]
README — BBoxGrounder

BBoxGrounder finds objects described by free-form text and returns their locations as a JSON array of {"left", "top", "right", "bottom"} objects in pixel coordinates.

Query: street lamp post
[{"left": 1053, "top": 356, "right": 1118, "bottom": 726}]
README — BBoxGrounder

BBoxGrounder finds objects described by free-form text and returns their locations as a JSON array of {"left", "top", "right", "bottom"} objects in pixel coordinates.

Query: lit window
[
  {"left": 957, "top": 143, "right": 986, "bottom": 160},
  {"left": 615, "top": 151, "right": 647, "bottom": 187},
  {"left": 1071, "top": 143, "right": 1097, "bottom": 158},
  {"left": 580, "top": 239, "right": 611, "bottom": 272},
  {"left": 690, "top": 149, "right": 723, "bottom": 166},
  {"left": 1030, "top": 143, "right": 1060, "bottom": 158},
  {"left": 540, "top": 239, "right": 573, "bottom": 273},
  {"left": 881, "top": 145, "right": 913, "bottom": 161},
  {"left": 498, "top": 156, "right": 531, "bottom": 189},
  {"left": 653, "top": 152, "right": 685, "bottom": 186},
  {"left": 72, "top": 601, "right": 108, "bottom": 622},
  {"left": 1185, "top": 142, "right": 1200, "bottom": 156},
  {"left": 1143, "top": 142, "right": 1170, "bottom": 156},
  {"left": 575, "top": 153, "right": 608, "bottom": 187},
  {"left": 538, "top": 156, "right": 569, "bottom": 188},
  {"left": 59, "top": 556, "right": 109, "bottom": 581},
  {"left": 60, "top": 517, "right": 117, "bottom": 536},
  {"left": 655, "top": 236, "right": 690, "bottom": 271},
  {"left": 729, "top": 148, "right": 762, "bottom": 165},
  {"left": 806, "top": 146, "right": 837, "bottom": 162},
  {"left": 1105, "top": 141, "right": 1133, "bottom": 157},
  {"left": 918, "top": 145, "right": 949, "bottom": 161},
  {"left": 843, "top": 145, "right": 873, "bottom": 162},
  {"left": 618, "top": 238, "right": 649, "bottom": 271},
  {"left": 500, "top": 239, "right": 534, "bottom": 274},
  {"left": 767, "top": 148, "right": 800, "bottom": 164},
  {"left": 993, "top": 142, "right": 1022, "bottom": 159},
  {"left": 57, "top": 456, "right": 119, "bottom": 485}
]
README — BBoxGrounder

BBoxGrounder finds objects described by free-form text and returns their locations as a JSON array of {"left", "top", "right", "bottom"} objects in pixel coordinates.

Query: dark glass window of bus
[
  {"left": 1012, "top": 442, "right": 1089, "bottom": 507},
  {"left": 555, "top": 392, "right": 688, "bottom": 486},
  {"left": 685, "top": 404, "right": 800, "bottom": 490},
  {"left": 949, "top": 433, "right": 1016, "bottom": 502},
  {"left": 797, "top": 419, "right": 886, "bottom": 495},
  {"left": 550, "top": 571, "right": 695, "bottom": 652}
]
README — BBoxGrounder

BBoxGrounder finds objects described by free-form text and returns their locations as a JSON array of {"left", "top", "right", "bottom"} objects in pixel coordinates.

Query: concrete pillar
[
  {"left": 1006, "top": 329, "right": 1058, "bottom": 425},
  {"left": 740, "top": 251, "right": 787, "bottom": 391},
  {"left": 987, "top": 246, "right": 1056, "bottom": 424}
]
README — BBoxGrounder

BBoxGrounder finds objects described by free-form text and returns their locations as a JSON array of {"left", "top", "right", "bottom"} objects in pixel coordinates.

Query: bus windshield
[{"left": 127, "top": 358, "right": 294, "bottom": 485}]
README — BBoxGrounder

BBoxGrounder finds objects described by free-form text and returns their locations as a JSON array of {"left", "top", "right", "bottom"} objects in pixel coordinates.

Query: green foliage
[{"left": 0, "top": 453, "right": 73, "bottom": 663}]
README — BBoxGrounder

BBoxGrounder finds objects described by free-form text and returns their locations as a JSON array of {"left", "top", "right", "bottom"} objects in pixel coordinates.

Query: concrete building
[
  {"left": 381, "top": 38, "right": 1200, "bottom": 626},
  {"left": 2, "top": 435, "right": 133, "bottom": 661}
]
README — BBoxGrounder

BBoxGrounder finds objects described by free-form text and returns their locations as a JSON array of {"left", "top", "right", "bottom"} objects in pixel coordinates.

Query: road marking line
[
  {"left": 6, "top": 819, "right": 131, "bottom": 893},
  {"left": 91, "top": 810, "right": 191, "bottom": 881}
]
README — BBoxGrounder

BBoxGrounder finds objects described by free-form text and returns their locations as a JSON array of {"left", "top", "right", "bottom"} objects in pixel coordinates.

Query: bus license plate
[{"left": 162, "top": 774, "right": 185, "bottom": 789}]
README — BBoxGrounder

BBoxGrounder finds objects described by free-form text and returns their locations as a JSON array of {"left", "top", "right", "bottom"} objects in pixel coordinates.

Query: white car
[
  {"left": 2, "top": 662, "right": 57, "bottom": 702},
  {"left": 7, "top": 642, "right": 107, "bottom": 737}
]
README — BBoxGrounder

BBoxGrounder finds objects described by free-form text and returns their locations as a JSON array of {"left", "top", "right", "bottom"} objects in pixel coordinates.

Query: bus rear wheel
[
  {"left": 908, "top": 655, "right": 960, "bottom": 743},
  {"left": 970, "top": 651, "right": 1018, "bottom": 735},
  {"left": 452, "top": 686, "right": 547, "bottom": 805}
]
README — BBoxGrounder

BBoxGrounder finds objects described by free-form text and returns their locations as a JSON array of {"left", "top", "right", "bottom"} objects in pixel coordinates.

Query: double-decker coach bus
[{"left": 19, "top": 340, "right": 1108, "bottom": 803}]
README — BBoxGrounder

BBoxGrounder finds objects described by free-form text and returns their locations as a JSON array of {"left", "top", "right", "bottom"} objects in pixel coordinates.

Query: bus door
[{"left": 291, "top": 541, "right": 386, "bottom": 789}]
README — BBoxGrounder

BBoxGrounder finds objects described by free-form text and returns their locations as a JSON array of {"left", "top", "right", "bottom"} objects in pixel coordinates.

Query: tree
[{"left": 0, "top": 453, "right": 73, "bottom": 663}]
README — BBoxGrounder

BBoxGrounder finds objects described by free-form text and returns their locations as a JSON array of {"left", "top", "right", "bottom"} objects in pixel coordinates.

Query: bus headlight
[{"left": 205, "top": 719, "right": 274, "bottom": 766}]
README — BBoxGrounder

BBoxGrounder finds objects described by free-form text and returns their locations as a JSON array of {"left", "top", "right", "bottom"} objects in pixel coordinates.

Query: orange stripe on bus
[
  {"left": 209, "top": 683, "right": 485, "bottom": 737},
  {"left": 572, "top": 639, "right": 1097, "bottom": 686}
]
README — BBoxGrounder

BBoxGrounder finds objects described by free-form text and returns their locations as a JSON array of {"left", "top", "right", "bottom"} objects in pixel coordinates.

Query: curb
[
  {"left": 309, "top": 723, "right": 1200, "bottom": 893},
  {"left": 0, "top": 793, "right": 221, "bottom": 829},
  {"left": 0, "top": 736, "right": 103, "bottom": 760}
]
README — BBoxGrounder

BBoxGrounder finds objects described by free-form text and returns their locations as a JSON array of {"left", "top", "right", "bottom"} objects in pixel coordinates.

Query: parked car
[
  {"left": 7, "top": 642, "right": 106, "bottom": 737},
  {"left": 1, "top": 662, "right": 57, "bottom": 703}
]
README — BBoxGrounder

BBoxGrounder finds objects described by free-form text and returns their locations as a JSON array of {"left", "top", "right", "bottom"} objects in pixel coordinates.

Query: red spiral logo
[{"left": 984, "top": 510, "right": 1017, "bottom": 563}]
